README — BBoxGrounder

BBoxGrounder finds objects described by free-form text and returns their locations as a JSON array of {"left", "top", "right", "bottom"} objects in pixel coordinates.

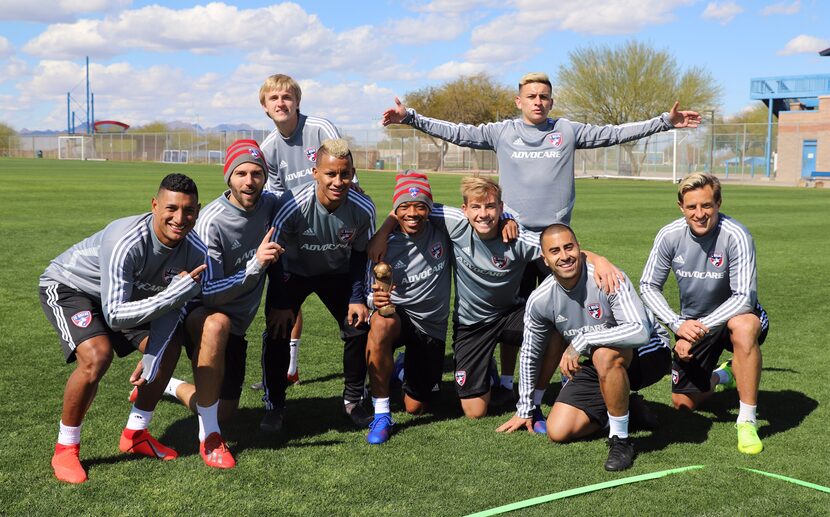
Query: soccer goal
[
  {"left": 58, "top": 136, "right": 94, "bottom": 160},
  {"left": 207, "top": 150, "right": 224, "bottom": 165},
  {"left": 161, "top": 149, "right": 189, "bottom": 163}
]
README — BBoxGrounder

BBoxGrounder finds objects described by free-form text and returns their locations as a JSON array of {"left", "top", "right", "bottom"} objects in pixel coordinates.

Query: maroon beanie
[{"left": 223, "top": 139, "right": 268, "bottom": 184}]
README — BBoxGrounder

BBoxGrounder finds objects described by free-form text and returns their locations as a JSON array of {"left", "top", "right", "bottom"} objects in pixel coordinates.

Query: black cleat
[
  {"left": 490, "top": 386, "right": 517, "bottom": 408},
  {"left": 344, "top": 400, "right": 374, "bottom": 428},
  {"left": 629, "top": 393, "right": 658, "bottom": 431},
  {"left": 604, "top": 436, "right": 635, "bottom": 472},
  {"left": 250, "top": 381, "right": 264, "bottom": 390},
  {"left": 260, "top": 409, "right": 284, "bottom": 433}
]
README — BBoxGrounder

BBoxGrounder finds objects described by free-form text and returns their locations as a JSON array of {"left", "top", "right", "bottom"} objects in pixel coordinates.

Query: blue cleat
[
  {"left": 532, "top": 406, "right": 547, "bottom": 434},
  {"left": 367, "top": 413, "right": 395, "bottom": 445}
]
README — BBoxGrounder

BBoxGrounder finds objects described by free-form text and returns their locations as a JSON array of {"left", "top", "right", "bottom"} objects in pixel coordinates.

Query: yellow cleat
[{"left": 736, "top": 422, "right": 763, "bottom": 454}]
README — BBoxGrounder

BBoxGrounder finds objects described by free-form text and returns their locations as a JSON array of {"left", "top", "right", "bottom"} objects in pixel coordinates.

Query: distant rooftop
[
  {"left": 750, "top": 74, "right": 830, "bottom": 115},
  {"left": 821, "top": 47, "right": 830, "bottom": 57}
]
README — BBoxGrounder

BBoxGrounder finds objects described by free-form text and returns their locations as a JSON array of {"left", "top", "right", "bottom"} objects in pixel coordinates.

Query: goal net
[
  {"left": 58, "top": 136, "right": 94, "bottom": 160},
  {"left": 207, "top": 150, "right": 224, "bottom": 165},
  {"left": 161, "top": 149, "right": 189, "bottom": 163}
]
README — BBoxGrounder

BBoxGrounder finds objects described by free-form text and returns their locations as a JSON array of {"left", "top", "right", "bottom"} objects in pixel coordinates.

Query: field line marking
[
  {"left": 741, "top": 468, "right": 830, "bottom": 494},
  {"left": 464, "top": 465, "right": 705, "bottom": 517}
]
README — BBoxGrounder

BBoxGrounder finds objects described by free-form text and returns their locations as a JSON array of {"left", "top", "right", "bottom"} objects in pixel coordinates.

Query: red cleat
[
  {"left": 128, "top": 387, "right": 138, "bottom": 403},
  {"left": 287, "top": 370, "right": 300, "bottom": 384},
  {"left": 52, "top": 443, "right": 87, "bottom": 484},
  {"left": 200, "top": 432, "right": 236, "bottom": 469},
  {"left": 119, "top": 429, "right": 178, "bottom": 460}
]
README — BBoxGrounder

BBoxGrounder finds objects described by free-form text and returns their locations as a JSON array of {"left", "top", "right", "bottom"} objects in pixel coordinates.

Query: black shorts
[
  {"left": 451, "top": 305, "right": 524, "bottom": 399},
  {"left": 557, "top": 345, "right": 671, "bottom": 426},
  {"left": 40, "top": 283, "right": 148, "bottom": 363},
  {"left": 671, "top": 303, "right": 769, "bottom": 394},
  {"left": 184, "top": 331, "right": 248, "bottom": 401},
  {"left": 393, "top": 309, "right": 445, "bottom": 402},
  {"left": 519, "top": 257, "right": 550, "bottom": 301}
]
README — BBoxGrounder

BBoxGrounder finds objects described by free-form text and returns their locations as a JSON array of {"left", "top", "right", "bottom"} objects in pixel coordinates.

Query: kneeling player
[
  {"left": 498, "top": 224, "right": 670, "bottom": 472},
  {"left": 39, "top": 174, "right": 207, "bottom": 483},
  {"left": 365, "top": 172, "right": 451, "bottom": 444}
]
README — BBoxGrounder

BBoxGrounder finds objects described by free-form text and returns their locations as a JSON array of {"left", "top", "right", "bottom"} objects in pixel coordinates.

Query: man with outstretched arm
[
  {"left": 364, "top": 171, "right": 452, "bottom": 444},
  {"left": 640, "top": 173, "right": 769, "bottom": 454},
  {"left": 261, "top": 138, "right": 376, "bottom": 432},
  {"left": 39, "top": 173, "right": 207, "bottom": 483},
  {"left": 497, "top": 224, "right": 670, "bottom": 472}
]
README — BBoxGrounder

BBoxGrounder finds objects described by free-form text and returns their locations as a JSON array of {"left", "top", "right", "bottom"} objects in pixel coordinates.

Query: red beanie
[{"left": 223, "top": 139, "right": 268, "bottom": 184}]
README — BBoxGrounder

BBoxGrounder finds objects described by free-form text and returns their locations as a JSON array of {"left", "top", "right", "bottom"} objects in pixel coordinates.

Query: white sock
[
  {"left": 533, "top": 388, "right": 546, "bottom": 407},
  {"left": 288, "top": 338, "right": 301, "bottom": 376},
  {"left": 608, "top": 412, "right": 629, "bottom": 439},
  {"left": 197, "top": 401, "right": 220, "bottom": 442},
  {"left": 372, "top": 397, "right": 390, "bottom": 415},
  {"left": 737, "top": 401, "right": 757, "bottom": 424},
  {"left": 58, "top": 421, "right": 81, "bottom": 446},
  {"left": 500, "top": 375, "right": 514, "bottom": 390},
  {"left": 165, "top": 377, "right": 185, "bottom": 399},
  {"left": 125, "top": 406, "right": 153, "bottom": 431},
  {"left": 713, "top": 368, "right": 730, "bottom": 386}
]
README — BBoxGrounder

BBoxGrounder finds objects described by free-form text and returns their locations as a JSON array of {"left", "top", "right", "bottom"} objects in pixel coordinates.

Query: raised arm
[{"left": 382, "top": 97, "right": 500, "bottom": 150}]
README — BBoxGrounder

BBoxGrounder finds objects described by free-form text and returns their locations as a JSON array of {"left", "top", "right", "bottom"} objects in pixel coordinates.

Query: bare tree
[{"left": 555, "top": 41, "right": 721, "bottom": 175}]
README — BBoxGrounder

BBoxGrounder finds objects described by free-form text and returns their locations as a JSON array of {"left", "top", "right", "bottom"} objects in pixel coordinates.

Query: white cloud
[
  {"left": 777, "top": 35, "right": 830, "bottom": 55},
  {"left": 385, "top": 14, "right": 469, "bottom": 44},
  {"left": 761, "top": 1, "right": 800, "bottom": 16},
  {"left": 0, "top": 37, "right": 13, "bottom": 59},
  {"left": 427, "top": 60, "right": 491, "bottom": 80},
  {"left": 701, "top": 2, "right": 744, "bottom": 25},
  {"left": 411, "top": 0, "right": 504, "bottom": 14},
  {"left": 0, "top": 0, "right": 132, "bottom": 23},
  {"left": 0, "top": 57, "right": 28, "bottom": 86}
]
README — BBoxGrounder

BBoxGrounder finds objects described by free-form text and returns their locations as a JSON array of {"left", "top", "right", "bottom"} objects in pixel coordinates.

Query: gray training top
[
  {"left": 640, "top": 214, "right": 760, "bottom": 334},
  {"left": 517, "top": 263, "right": 670, "bottom": 418},
  {"left": 39, "top": 213, "right": 207, "bottom": 383},
  {"left": 260, "top": 113, "right": 341, "bottom": 193},
  {"left": 195, "top": 190, "right": 283, "bottom": 336},
  {"left": 402, "top": 108, "right": 674, "bottom": 230},
  {"left": 367, "top": 222, "right": 452, "bottom": 341},
  {"left": 428, "top": 204, "right": 539, "bottom": 325}
]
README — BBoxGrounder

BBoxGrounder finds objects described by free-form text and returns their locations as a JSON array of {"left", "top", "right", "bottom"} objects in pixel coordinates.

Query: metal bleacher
[{"left": 750, "top": 74, "right": 830, "bottom": 115}]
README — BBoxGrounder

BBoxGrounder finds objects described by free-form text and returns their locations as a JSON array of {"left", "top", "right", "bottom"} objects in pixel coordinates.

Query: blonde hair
[
  {"left": 678, "top": 173, "right": 721, "bottom": 203},
  {"left": 317, "top": 138, "right": 353, "bottom": 163},
  {"left": 518, "top": 72, "right": 552, "bottom": 91},
  {"left": 460, "top": 176, "right": 502, "bottom": 204},
  {"left": 259, "top": 74, "right": 302, "bottom": 106}
]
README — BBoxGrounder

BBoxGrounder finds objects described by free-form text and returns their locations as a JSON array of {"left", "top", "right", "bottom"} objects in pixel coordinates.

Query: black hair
[
  {"left": 159, "top": 173, "right": 198, "bottom": 198},
  {"left": 539, "top": 223, "right": 577, "bottom": 246}
]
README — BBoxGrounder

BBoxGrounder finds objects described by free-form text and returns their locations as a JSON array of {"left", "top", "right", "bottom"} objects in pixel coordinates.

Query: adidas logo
[
  {"left": 394, "top": 260, "right": 406, "bottom": 270},
  {"left": 673, "top": 255, "right": 685, "bottom": 265},
  {"left": 279, "top": 160, "right": 288, "bottom": 169},
  {"left": 555, "top": 314, "right": 568, "bottom": 323},
  {"left": 231, "top": 239, "right": 242, "bottom": 250},
  {"left": 512, "top": 137, "right": 525, "bottom": 146},
  {"left": 302, "top": 227, "right": 316, "bottom": 236}
]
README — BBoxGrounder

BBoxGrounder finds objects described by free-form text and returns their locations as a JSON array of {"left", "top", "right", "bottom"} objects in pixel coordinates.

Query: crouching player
[
  {"left": 640, "top": 173, "right": 769, "bottom": 454},
  {"left": 39, "top": 174, "right": 207, "bottom": 483},
  {"left": 262, "top": 138, "right": 376, "bottom": 431},
  {"left": 152, "top": 140, "right": 283, "bottom": 468},
  {"left": 498, "top": 224, "right": 670, "bottom": 472},
  {"left": 364, "top": 172, "right": 451, "bottom": 444}
]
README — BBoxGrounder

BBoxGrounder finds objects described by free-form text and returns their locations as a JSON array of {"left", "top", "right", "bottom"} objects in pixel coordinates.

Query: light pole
[{"left": 704, "top": 109, "right": 715, "bottom": 173}]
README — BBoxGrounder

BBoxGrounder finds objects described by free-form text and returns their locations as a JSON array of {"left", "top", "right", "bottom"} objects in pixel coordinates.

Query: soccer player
[
  {"left": 259, "top": 73, "right": 343, "bottom": 384},
  {"left": 640, "top": 173, "right": 769, "bottom": 454},
  {"left": 154, "top": 140, "right": 284, "bottom": 468},
  {"left": 364, "top": 171, "right": 451, "bottom": 444},
  {"left": 497, "top": 224, "right": 671, "bottom": 472},
  {"left": 261, "top": 138, "right": 375, "bottom": 431},
  {"left": 39, "top": 173, "right": 207, "bottom": 484},
  {"left": 380, "top": 72, "right": 695, "bottom": 387}
]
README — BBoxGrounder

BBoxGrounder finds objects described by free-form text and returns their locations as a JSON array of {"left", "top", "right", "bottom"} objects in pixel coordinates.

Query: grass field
[{"left": 1, "top": 157, "right": 829, "bottom": 515}]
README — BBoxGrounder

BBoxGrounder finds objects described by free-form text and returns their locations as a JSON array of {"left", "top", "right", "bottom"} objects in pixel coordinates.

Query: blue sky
[{"left": 0, "top": 0, "right": 827, "bottom": 131}]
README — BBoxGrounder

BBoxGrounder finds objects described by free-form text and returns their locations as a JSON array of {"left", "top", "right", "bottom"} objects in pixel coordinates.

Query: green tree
[
  {"left": 396, "top": 73, "right": 518, "bottom": 170},
  {"left": 130, "top": 121, "right": 170, "bottom": 133},
  {"left": 0, "top": 122, "right": 18, "bottom": 157},
  {"left": 555, "top": 41, "right": 721, "bottom": 175}
]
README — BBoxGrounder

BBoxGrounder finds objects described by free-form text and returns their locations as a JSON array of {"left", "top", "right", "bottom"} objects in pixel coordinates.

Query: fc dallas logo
[
  {"left": 163, "top": 267, "right": 181, "bottom": 284},
  {"left": 548, "top": 132, "right": 562, "bottom": 147},
  {"left": 338, "top": 227, "right": 356, "bottom": 242},
  {"left": 305, "top": 147, "right": 317, "bottom": 162},
  {"left": 71, "top": 310, "right": 92, "bottom": 328},
  {"left": 709, "top": 252, "right": 724, "bottom": 268},
  {"left": 587, "top": 302, "right": 602, "bottom": 319},
  {"left": 430, "top": 242, "right": 443, "bottom": 259},
  {"left": 455, "top": 370, "right": 467, "bottom": 386},
  {"left": 491, "top": 256, "right": 509, "bottom": 269}
]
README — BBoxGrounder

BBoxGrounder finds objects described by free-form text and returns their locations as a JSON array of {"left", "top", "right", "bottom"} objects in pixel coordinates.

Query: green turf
[{"left": 1, "top": 157, "right": 829, "bottom": 515}]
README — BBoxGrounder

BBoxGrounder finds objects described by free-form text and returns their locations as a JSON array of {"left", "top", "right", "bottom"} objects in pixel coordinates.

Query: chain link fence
[{"left": 1, "top": 123, "right": 778, "bottom": 180}]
